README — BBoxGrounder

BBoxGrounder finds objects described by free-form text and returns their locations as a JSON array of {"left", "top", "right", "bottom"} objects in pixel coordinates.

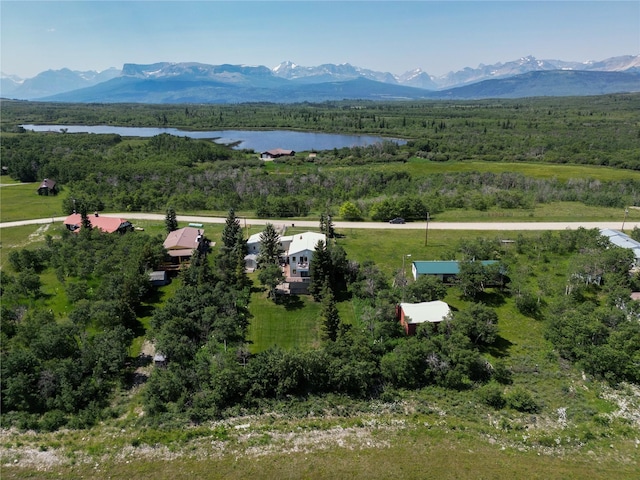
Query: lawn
[
  {"left": 434, "top": 201, "right": 640, "bottom": 223},
  {"left": 247, "top": 284, "right": 323, "bottom": 352},
  {"left": 403, "top": 158, "right": 640, "bottom": 182},
  {"left": 0, "top": 183, "right": 69, "bottom": 223}
]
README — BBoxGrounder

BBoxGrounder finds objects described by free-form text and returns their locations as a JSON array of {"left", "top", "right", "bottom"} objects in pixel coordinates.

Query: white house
[
  {"left": 284, "top": 231, "right": 326, "bottom": 278},
  {"left": 244, "top": 230, "right": 326, "bottom": 278},
  {"left": 600, "top": 229, "right": 640, "bottom": 267}
]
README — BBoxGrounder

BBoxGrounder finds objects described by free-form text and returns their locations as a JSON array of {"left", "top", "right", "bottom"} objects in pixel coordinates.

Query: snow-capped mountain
[
  {"left": 2, "top": 54, "right": 638, "bottom": 103},
  {"left": 272, "top": 61, "right": 397, "bottom": 84},
  {"left": 396, "top": 68, "right": 438, "bottom": 89},
  {"left": 1, "top": 72, "right": 24, "bottom": 96},
  {"left": 3, "top": 67, "right": 120, "bottom": 100}
]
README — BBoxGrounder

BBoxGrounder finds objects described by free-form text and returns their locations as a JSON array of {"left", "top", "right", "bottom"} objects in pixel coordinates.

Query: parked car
[{"left": 389, "top": 217, "right": 405, "bottom": 224}]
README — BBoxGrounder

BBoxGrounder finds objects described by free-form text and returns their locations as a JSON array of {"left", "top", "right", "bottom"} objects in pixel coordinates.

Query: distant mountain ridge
[{"left": 2, "top": 54, "right": 638, "bottom": 102}]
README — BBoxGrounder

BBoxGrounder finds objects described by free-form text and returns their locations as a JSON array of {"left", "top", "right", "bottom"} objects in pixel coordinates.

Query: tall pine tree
[
  {"left": 320, "top": 282, "right": 340, "bottom": 342},
  {"left": 165, "top": 207, "right": 178, "bottom": 233},
  {"left": 257, "top": 223, "right": 282, "bottom": 267}
]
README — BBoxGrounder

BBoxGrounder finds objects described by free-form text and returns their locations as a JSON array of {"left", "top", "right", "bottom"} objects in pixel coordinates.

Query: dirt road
[{"left": 1, "top": 213, "right": 638, "bottom": 231}]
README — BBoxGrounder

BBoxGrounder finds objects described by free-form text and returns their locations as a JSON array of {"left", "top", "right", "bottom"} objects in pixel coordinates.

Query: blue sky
[{"left": 2, "top": 1, "right": 638, "bottom": 78}]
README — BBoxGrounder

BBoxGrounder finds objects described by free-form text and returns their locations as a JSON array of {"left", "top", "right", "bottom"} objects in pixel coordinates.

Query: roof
[
  {"left": 287, "top": 232, "right": 326, "bottom": 256},
  {"left": 247, "top": 232, "right": 262, "bottom": 245},
  {"left": 400, "top": 301, "right": 451, "bottom": 324},
  {"left": 38, "top": 178, "right": 56, "bottom": 189},
  {"left": 64, "top": 213, "right": 130, "bottom": 233},
  {"left": 149, "top": 271, "right": 167, "bottom": 281},
  {"left": 600, "top": 229, "right": 640, "bottom": 259},
  {"left": 263, "top": 148, "right": 294, "bottom": 156},
  {"left": 413, "top": 260, "right": 498, "bottom": 275},
  {"left": 164, "top": 227, "right": 203, "bottom": 250}
]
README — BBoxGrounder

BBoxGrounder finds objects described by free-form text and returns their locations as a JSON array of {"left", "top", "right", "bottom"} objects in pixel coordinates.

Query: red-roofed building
[{"left": 64, "top": 213, "right": 132, "bottom": 234}]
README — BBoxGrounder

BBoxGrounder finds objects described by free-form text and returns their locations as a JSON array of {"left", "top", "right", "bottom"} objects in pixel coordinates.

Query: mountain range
[{"left": 2, "top": 55, "right": 639, "bottom": 103}]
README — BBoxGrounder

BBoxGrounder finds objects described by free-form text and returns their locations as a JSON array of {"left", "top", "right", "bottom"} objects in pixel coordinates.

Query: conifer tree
[
  {"left": 320, "top": 282, "right": 340, "bottom": 342},
  {"left": 165, "top": 207, "right": 178, "bottom": 233},
  {"left": 257, "top": 223, "right": 282, "bottom": 267},
  {"left": 221, "top": 208, "right": 243, "bottom": 251}
]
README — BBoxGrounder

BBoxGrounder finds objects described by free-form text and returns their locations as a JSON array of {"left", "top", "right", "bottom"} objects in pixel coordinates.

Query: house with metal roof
[
  {"left": 600, "top": 229, "right": 640, "bottom": 266},
  {"left": 397, "top": 301, "right": 452, "bottom": 335},
  {"left": 411, "top": 260, "right": 499, "bottom": 283},
  {"left": 163, "top": 226, "right": 208, "bottom": 260},
  {"left": 285, "top": 231, "right": 326, "bottom": 279},
  {"left": 244, "top": 230, "right": 326, "bottom": 288},
  {"left": 63, "top": 213, "right": 132, "bottom": 234}
]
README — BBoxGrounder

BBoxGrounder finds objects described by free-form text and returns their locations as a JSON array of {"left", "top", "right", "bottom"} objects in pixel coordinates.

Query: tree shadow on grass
[
  {"left": 275, "top": 294, "right": 305, "bottom": 311},
  {"left": 482, "top": 334, "right": 514, "bottom": 358},
  {"left": 475, "top": 290, "right": 507, "bottom": 307}
]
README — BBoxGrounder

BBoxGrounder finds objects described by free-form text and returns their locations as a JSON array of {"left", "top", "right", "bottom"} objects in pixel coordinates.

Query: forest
[
  {"left": 1, "top": 96, "right": 640, "bottom": 476},
  {"left": 2, "top": 96, "right": 640, "bottom": 218}
]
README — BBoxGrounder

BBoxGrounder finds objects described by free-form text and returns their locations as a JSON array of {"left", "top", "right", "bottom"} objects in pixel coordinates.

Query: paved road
[{"left": 1, "top": 213, "right": 638, "bottom": 231}]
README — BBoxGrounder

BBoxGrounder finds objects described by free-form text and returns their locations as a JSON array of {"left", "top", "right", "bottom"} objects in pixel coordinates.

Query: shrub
[
  {"left": 505, "top": 386, "right": 541, "bottom": 413},
  {"left": 38, "top": 410, "right": 67, "bottom": 432},
  {"left": 477, "top": 382, "right": 506, "bottom": 409}
]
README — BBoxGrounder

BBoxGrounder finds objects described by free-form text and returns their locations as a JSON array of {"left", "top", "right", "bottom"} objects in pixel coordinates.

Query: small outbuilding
[
  {"left": 153, "top": 353, "right": 167, "bottom": 368},
  {"left": 412, "top": 260, "right": 499, "bottom": 283},
  {"left": 37, "top": 178, "right": 58, "bottom": 195},
  {"left": 397, "top": 300, "right": 451, "bottom": 335},
  {"left": 149, "top": 271, "right": 169, "bottom": 286}
]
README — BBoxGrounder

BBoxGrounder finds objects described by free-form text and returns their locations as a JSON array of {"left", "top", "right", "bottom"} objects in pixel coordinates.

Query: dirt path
[{"left": 2, "top": 214, "right": 639, "bottom": 231}]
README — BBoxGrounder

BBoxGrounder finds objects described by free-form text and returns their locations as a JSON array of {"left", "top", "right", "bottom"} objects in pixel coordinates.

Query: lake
[{"left": 21, "top": 125, "right": 406, "bottom": 152}]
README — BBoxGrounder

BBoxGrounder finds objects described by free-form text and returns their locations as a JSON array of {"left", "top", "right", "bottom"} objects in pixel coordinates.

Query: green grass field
[
  {"left": 0, "top": 183, "right": 69, "bottom": 223},
  {"left": 403, "top": 158, "right": 640, "bottom": 182}
]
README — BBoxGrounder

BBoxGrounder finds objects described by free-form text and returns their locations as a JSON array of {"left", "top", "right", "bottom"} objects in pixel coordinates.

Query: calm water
[{"left": 21, "top": 125, "right": 405, "bottom": 152}]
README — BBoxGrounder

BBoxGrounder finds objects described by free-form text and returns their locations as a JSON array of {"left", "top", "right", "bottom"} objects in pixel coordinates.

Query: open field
[
  {"left": 2, "top": 416, "right": 639, "bottom": 480},
  {"left": 0, "top": 183, "right": 68, "bottom": 223}
]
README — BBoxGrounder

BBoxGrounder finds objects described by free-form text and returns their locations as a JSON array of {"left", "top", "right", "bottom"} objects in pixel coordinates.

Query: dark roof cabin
[
  {"left": 261, "top": 148, "right": 295, "bottom": 160},
  {"left": 37, "top": 178, "right": 57, "bottom": 195}
]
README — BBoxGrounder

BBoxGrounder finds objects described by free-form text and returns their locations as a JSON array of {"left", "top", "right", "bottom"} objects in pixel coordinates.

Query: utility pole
[
  {"left": 622, "top": 208, "right": 629, "bottom": 231},
  {"left": 424, "top": 211, "right": 430, "bottom": 246}
]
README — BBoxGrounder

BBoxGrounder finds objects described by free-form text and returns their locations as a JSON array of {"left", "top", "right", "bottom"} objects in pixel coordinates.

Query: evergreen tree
[
  {"left": 256, "top": 223, "right": 282, "bottom": 267},
  {"left": 217, "top": 209, "right": 249, "bottom": 290},
  {"left": 309, "top": 240, "right": 331, "bottom": 300},
  {"left": 320, "top": 282, "right": 340, "bottom": 342},
  {"left": 165, "top": 207, "right": 178, "bottom": 233},
  {"left": 221, "top": 208, "right": 243, "bottom": 251},
  {"left": 80, "top": 206, "right": 92, "bottom": 232},
  {"left": 319, "top": 212, "right": 335, "bottom": 239}
]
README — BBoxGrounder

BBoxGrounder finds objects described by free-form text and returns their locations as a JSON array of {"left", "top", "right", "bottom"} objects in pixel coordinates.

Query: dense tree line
[
  {"left": 2, "top": 127, "right": 637, "bottom": 219},
  {"left": 1, "top": 228, "right": 165, "bottom": 430},
  {"left": 2, "top": 95, "right": 639, "bottom": 170}
]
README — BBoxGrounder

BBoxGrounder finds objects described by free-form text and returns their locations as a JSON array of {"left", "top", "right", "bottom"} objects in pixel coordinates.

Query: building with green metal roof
[{"left": 411, "top": 260, "right": 499, "bottom": 282}]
